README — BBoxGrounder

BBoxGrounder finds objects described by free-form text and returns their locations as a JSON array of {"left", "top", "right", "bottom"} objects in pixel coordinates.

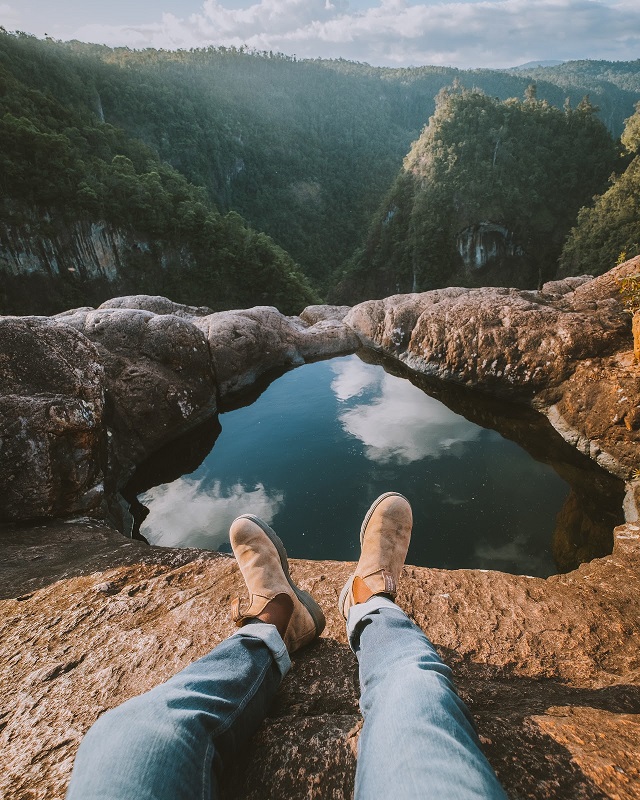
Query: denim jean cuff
[
  {"left": 346, "top": 595, "right": 404, "bottom": 651},
  {"left": 230, "top": 622, "right": 292, "bottom": 679}
]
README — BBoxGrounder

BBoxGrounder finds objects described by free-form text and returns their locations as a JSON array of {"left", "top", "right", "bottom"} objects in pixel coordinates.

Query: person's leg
[
  {"left": 66, "top": 622, "right": 289, "bottom": 800},
  {"left": 348, "top": 598, "right": 507, "bottom": 800},
  {"left": 340, "top": 493, "right": 507, "bottom": 800},
  {"left": 67, "top": 514, "right": 325, "bottom": 800}
]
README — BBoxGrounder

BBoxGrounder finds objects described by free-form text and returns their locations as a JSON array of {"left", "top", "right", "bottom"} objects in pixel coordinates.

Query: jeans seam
[
  {"left": 208, "top": 652, "right": 274, "bottom": 740},
  {"left": 234, "top": 626, "right": 291, "bottom": 678},
  {"left": 201, "top": 738, "right": 214, "bottom": 800}
]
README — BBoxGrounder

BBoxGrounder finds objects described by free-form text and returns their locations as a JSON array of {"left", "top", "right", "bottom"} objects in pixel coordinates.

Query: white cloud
[
  {"left": 139, "top": 478, "right": 284, "bottom": 549},
  {"left": 55, "top": 0, "right": 640, "bottom": 69},
  {"left": 332, "top": 357, "right": 482, "bottom": 463}
]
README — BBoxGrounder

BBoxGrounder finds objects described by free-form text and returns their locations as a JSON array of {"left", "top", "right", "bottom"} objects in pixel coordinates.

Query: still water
[{"left": 135, "top": 354, "right": 606, "bottom": 577}]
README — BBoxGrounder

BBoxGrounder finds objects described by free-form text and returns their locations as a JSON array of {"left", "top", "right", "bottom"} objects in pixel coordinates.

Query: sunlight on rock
[
  {"left": 332, "top": 358, "right": 482, "bottom": 463},
  {"left": 140, "top": 479, "right": 284, "bottom": 549}
]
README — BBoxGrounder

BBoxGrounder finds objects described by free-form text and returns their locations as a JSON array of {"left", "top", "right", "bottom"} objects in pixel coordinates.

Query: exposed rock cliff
[
  {"left": 0, "top": 215, "right": 130, "bottom": 281},
  {"left": 456, "top": 222, "right": 523, "bottom": 271},
  {"left": 344, "top": 262, "right": 640, "bottom": 484},
  {"left": 0, "top": 298, "right": 358, "bottom": 526},
  {"left": 2, "top": 260, "right": 640, "bottom": 799},
  {"left": 0, "top": 317, "right": 105, "bottom": 520}
]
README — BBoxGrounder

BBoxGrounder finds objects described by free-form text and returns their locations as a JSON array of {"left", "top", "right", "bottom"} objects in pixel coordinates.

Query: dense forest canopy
[
  {"left": 58, "top": 43, "right": 640, "bottom": 288},
  {"left": 1, "top": 30, "right": 639, "bottom": 314},
  {"left": 335, "top": 85, "right": 619, "bottom": 301},
  {"left": 560, "top": 101, "right": 640, "bottom": 276},
  {"left": 502, "top": 59, "right": 640, "bottom": 136},
  {"left": 0, "top": 31, "right": 317, "bottom": 314}
]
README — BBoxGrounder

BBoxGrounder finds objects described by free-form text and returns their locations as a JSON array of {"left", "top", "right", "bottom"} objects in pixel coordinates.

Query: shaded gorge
[{"left": 126, "top": 354, "right": 625, "bottom": 577}]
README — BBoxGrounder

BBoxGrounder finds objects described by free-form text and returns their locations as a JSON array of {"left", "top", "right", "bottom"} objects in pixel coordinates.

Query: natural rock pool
[{"left": 132, "top": 354, "right": 624, "bottom": 577}]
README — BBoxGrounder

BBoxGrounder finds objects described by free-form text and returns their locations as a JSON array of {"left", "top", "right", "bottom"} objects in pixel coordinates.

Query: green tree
[{"left": 336, "top": 85, "right": 618, "bottom": 301}]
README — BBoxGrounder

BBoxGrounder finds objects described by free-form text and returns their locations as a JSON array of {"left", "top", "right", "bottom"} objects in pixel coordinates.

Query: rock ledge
[{"left": 2, "top": 260, "right": 640, "bottom": 799}]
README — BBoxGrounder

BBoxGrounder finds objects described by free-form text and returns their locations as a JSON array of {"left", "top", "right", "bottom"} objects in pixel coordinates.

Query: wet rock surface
[
  {"left": 344, "top": 259, "right": 640, "bottom": 480},
  {"left": 3, "top": 260, "right": 640, "bottom": 798},
  {"left": 344, "top": 274, "right": 628, "bottom": 398}
]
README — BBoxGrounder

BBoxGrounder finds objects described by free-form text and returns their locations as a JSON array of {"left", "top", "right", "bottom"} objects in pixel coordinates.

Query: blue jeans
[{"left": 67, "top": 600, "right": 506, "bottom": 799}]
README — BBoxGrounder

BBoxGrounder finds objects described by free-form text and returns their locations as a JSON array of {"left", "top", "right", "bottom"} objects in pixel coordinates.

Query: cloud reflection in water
[
  {"left": 331, "top": 359, "right": 482, "bottom": 464},
  {"left": 140, "top": 479, "right": 284, "bottom": 549},
  {"left": 473, "top": 532, "right": 551, "bottom": 578}
]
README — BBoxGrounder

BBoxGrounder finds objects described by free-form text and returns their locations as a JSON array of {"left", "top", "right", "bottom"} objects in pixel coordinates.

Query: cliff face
[
  {"left": 0, "top": 215, "right": 129, "bottom": 281},
  {"left": 0, "top": 199, "right": 319, "bottom": 318},
  {"left": 2, "top": 262, "right": 640, "bottom": 799},
  {"left": 456, "top": 222, "right": 523, "bottom": 271}
]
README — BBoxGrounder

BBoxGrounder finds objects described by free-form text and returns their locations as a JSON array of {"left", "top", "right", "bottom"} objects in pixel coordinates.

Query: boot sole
[
  {"left": 338, "top": 492, "right": 410, "bottom": 618},
  {"left": 234, "top": 514, "right": 326, "bottom": 637}
]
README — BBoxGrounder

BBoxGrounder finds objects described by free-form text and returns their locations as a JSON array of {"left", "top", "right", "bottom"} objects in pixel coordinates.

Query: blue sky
[{"left": 2, "top": 0, "right": 639, "bottom": 69}]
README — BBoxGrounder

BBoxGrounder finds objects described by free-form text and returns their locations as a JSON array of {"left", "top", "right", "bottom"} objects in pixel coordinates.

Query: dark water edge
[{"left": 125, "top": 351, "right": 624, "bottom": 577}]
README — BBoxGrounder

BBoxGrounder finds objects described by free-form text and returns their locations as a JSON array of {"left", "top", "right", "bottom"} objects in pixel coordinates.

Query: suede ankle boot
[
  {"left": 339, "top": 492, "right": 413, "bottom": 619},
  {"left": 230, "top": 515, "right": 326, "bottom": 653}
]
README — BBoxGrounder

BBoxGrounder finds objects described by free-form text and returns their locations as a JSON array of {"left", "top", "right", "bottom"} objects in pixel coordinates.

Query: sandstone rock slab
[
  {"left": 54, "top": 307, "right": 217, "bottom": 469},
  {"left": 345, "top": 282, "right": 629, "bottom": 396},
  {"left": 98, "top": 295, "right": 214, "bottom": 319},
  {"left": 1, "top": 522, "right": 640, "bottom": 799},
  {"left": 0, "top": 317, "right": 105, "bottom": 520},
  {"left": 194, "top": 305, "right": 359, "bottom": 398}
]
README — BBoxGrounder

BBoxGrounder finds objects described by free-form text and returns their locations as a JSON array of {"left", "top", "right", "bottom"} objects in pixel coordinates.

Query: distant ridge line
[{"left": 510, "top": 59, "right": 566, "bottom": 70}]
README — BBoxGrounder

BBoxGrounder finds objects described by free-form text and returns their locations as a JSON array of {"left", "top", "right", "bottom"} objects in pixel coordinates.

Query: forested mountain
[
  {"left": 0, "top": 32, "right": 317, "bottom": 314},
  {"left": 507, "top": 60, "right": 640, "bottom": 133},
  {"left": 1, "top": 31, "right": 639, "bottom": 314},
  {"left": 560, "top": 102, "right": 640, "bottom": 276},
  {"left": 58, "top": 45, "right": 639, "bottom": 288},
  {"left": 335, "top": 85, "right": 619, "bottom": 301}
]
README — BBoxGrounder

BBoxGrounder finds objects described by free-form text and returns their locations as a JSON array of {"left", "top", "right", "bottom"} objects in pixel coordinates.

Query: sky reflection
[
  {"left": 473, "top": 531, "right": 552, "bottom": 578},
  {"left": 140, "top": 479, "right": 284, "bottom": 549},
  {"left": 332, "top": 359, "right": 482, "bottom": 464},
  {"left": 132, "top": 354, "right": 595, "bottom": 576}
]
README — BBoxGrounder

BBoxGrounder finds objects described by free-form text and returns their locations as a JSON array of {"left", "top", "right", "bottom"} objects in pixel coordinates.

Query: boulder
[
  {"left": 540, "top": 275, "right": 593, "bottom": 297},
  {"left": 344, "top": 261, "right": 640, "bottom": 481},
  {"left": 1, "top": 297, "right": 360, "bottom": 522},
  {"left": 194, "top": 305, "right": 359, "bottom": 398},
  {"left": 299, "top": 304, "right": 352, "bottom": 324},
  {"left": 0, "top": 317, "right": 105, "bottom": 520},
  {"left": 345, "top": 281, "right": 628, "bottom": 396},
  {"left": 54, "top": 307, "right": 217, "bottom": 469},
  {"left": 98, "top": 295, "right": 214, "bottom": 319}
]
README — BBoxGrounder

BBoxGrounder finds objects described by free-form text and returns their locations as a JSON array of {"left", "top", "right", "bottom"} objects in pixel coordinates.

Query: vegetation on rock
[
  {"left": 617, "top": 268, "right": 640, "bottom": 315},
  {"left": 1, "top": 31, "right": 639, "bottom": 312},
  {"left": 559, "top": 102, "right": 640, "bottom": 277},
  {"left": 335, "top": 85, "right": 619, "bottom": 301}
]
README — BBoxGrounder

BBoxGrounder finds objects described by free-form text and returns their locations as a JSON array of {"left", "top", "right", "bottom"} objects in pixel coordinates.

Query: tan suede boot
[
  {"left": 338, "top": 492, "right": 413, "bottom": 619},
  {"left": 230, "top": 515, "right": 326, "bottom": 653}
]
